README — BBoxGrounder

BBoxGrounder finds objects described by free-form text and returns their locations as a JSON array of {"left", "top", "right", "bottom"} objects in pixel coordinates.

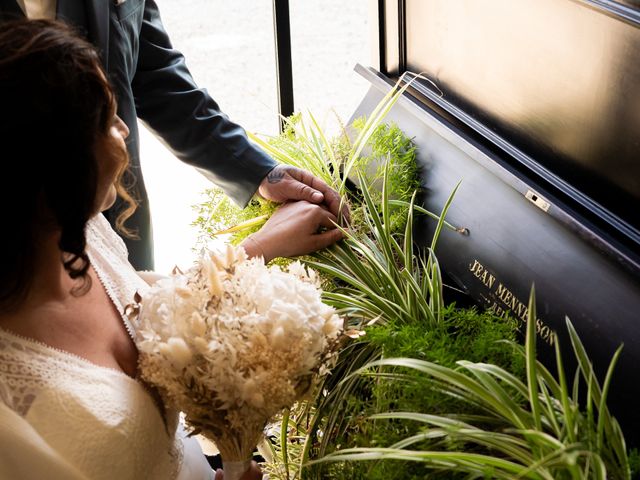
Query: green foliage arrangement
[
  {"left": 313, "top": 289, "right": 633, "bottom": 479},
  {"left": 192, "top": 190, "right": 275, "bottom": 247},
  {"left": 296, "top": 169, "right": 522, "bottom": 480},
  {"left": 190, "top": 74, "right": 633, "bottom": 479}
]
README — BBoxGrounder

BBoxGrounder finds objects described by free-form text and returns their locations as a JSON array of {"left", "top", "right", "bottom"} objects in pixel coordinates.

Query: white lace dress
[{"left": 0, "top": 214, "right": 213, "bottom": 480}]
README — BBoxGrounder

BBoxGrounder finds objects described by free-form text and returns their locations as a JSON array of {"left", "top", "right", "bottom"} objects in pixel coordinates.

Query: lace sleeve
[
  {"left": 85, "top": 214, "right": 149, "bottom": 334},
  {"left": 86, "top": 214, "right": 129, "bottom": 262}
]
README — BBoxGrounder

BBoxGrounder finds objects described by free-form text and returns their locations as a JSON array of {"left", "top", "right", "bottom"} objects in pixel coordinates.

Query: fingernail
[{"left": 312, "top": 192, "right": 323, "bottom": 202}]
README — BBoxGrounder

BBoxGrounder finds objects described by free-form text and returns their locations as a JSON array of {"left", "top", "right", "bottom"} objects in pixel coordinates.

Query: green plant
[
  {"left": 191, "top": 189, "right": 276, "bottom": 250},
  {"left": 301, "top": 305, "right": 523, "bottom": 480},
  {"left": 313, "top": 288, "right": 631, "bottom": 479},
  {"left": 305, "top": 166, "right": 460, "bottom": 327},
  {"left": 285, "top": 165, "right": 467, "bottom": 480},
  {"left": 249, "top": 73, "right": 426, "bottom": 201}
]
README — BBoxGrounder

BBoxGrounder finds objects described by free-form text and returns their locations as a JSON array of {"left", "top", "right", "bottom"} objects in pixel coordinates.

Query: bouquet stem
[{"left": 222, "top": 459, "right": 252, "bottom": 480}]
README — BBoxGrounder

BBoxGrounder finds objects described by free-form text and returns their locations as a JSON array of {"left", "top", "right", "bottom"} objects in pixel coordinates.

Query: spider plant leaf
[
  {"left": 596, "top": 344, "right": 623, "bottom": 455},
  {"left": 354, "top": 358, "right": 529, "bottom": 427},
  {"left": 388, "top": 431, "right": 450, "bottom": 449},
  {"left": 430, "top": 251, "right": 444, "bottom": 323},
  {"left": 388, "top": 199, "right": 463, "bottom": 233},
  {"left": 398, "top": 267, "right": 436, "bottom": 326},
  {"left": 457, "top": 361, "right": 530, "bottom": 429},
  {"left": 210, "top": 214, "right": 269, "bottom": 236},
  {"left": 343, "top": 74, "right": 418, "bottom": 190},
  {"left": 430, "top": 180, "right": 462, "bottom": 252},
  {"left": 565, "top": 316, "right": 629, "bottom": 473},
  {"left": 308, "top": 111, "right": 339, "bottom": 181},
  {"left": 281, "top": 408, "right": 291, "bottom": 480},
  {"left": 380, "top": 159, "right": 392, "bottom": 239},
  {"left": 553, "top": 335, "right": 577, "bottom": 444},
  {"left": 357, "top": 170, "right": 396, "bottom": 264},
  {"left": 248, "top": 131, "right": 303, "bottom": 168},
  {"left": 536, "top": 379, "right": 562, "bottom": 438},
  {"left": 309, "top": 447, "right": 548, "bottom": 480},
  {"left": 373, "top": 412, "right": 535, "bottom": 462},
  {"left": 457, "top": 361, "right": 528, "bottom": 398},
  {"left": 525, "top": 286, "right": 542, "bottom": 431},
  {"left": 513, "top": 443, "right": 580, "bottom": 479},
  {"left": 403, "top": 192, "right": 417, "bottom": 273}
]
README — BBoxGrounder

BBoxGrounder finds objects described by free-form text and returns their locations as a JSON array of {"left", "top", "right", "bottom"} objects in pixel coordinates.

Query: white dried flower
[
  {"left": 133, "top": 246, "right": 342, "bottom": 464},
  {"left": 158, "top": 337, "right": 193, "bottom": 370}
]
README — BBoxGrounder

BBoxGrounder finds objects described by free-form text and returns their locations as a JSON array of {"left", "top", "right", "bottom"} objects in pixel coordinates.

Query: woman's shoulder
[
  {"left": 84, "top": 214, "right": 148, "bottom": 321},
  {"left": 86, "top": 214, "right": 129, "bottom": 261}
]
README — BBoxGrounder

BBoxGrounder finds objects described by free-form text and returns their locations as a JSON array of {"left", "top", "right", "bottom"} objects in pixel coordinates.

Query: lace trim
[{"left": 85, "top": 214, "right": 148, "bottom": 340}]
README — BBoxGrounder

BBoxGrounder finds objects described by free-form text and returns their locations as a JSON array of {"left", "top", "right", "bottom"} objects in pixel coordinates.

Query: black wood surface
[{"left": 350, "top": 64, "right": 640, "bottom": 446}]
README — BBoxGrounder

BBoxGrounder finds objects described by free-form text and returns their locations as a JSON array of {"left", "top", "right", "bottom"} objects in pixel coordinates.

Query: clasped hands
[{"left": 240, "top": 165, "right": 350, "bottom": 263}]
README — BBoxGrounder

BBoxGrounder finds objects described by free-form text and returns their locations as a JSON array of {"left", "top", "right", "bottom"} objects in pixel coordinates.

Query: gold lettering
[
  {"left": 488, "top": 302, "right": 507, "bottom": 318},
  {"left": 495, "top": 283, "right": 507, "bottom": 297},
  {"left": 469, "top": 259, "right": 496, "bottom": 288},
  {"left": 476, "top": 265, "right": 556, "bottom": 347},
  {"left": 469, "top": 259, "right": 482, "bottom": 275},
  {"left": 481, "top": 270, "right": 495, "bottom": 289},
  {"left": 507, "top": 295, "right": 519, "bottom": 312},
  {"left": 496, "top": 284, "right": 510, "bottom": 306}
]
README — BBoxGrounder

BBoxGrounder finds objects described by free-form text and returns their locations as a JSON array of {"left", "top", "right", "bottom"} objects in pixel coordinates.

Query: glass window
[{"left": 139, "top": 1, "right": 371, "bottom": 272}]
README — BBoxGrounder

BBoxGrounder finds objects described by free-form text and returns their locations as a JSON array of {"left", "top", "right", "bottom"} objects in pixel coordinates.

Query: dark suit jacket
[{"left": 0, "top": 0, "right": 277, "bottom": 270}]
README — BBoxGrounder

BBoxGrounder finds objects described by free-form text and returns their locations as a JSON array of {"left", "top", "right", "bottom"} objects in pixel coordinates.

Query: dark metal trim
[
  {"left": 376, "top": 0, "right": 386, "bottom": 73},
  {"left": 397, "top": 0, "right": 407, "bottom": 72},
  {"left": 272, "top": 0, "right": 294, "bottom": 131},
  {"left": 378, "top": 0, "right": 407, "bottom": 75}
]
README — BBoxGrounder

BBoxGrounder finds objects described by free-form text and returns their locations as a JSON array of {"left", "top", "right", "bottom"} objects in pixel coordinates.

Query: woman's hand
[
  {"left": 214, "top": 461, "right": 262, "bottom": 480},
  {"left": 241, "top": 200, "right": 344, "bottom": 263}
]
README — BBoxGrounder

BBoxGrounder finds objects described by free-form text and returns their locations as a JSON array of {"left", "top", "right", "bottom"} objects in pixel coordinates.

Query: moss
[
  {"left": 368, "top": 304, "right": 523, "bottom": 372},
  {"left": 629, "top": 449, "right": 640, "bottom": 479},
  {"left": 346, "top": 118, "right": 420, "bottom": 236},
  {"left": 314, "top": 305, "right": 524, "bottom": 480}
]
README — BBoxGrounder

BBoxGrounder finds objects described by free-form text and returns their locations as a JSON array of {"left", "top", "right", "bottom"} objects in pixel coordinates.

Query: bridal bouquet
[{"left": 131, "top": 246, "right": 343, "bottom": 479}]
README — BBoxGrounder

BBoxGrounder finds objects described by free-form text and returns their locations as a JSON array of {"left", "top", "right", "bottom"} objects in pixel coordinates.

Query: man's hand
[{"left": 258, "top": 165, "right": 349, "bottom": 224}]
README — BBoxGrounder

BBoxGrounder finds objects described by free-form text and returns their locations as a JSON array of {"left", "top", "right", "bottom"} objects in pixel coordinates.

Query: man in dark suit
[{"left": 0, "top": 0, "right": 344, "bottom": 270}]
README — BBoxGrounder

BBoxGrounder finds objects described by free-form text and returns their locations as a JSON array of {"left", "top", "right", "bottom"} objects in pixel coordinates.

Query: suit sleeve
[{"left": 131, "top": 0, "right": 277, "bottom": 207}]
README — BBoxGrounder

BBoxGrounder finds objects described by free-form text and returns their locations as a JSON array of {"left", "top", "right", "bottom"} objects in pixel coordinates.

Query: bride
[{"left": 0, "top": 19, "right": 344, "bottom": 480}]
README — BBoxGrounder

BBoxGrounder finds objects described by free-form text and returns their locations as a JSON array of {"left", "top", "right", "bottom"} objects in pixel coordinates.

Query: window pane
[{"left": 290, "top": 0, "right": 371, "bottom": 135}]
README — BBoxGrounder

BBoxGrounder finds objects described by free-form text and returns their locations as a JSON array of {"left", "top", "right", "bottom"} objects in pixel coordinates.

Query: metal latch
[{"left": 525, "top": 190, "right": 551, "bottom": 212}]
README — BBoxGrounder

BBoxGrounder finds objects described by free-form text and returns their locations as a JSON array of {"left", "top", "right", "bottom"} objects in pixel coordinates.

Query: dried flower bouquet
[{"left": 131, "top": 245, "right": 343, "bottom": 479}]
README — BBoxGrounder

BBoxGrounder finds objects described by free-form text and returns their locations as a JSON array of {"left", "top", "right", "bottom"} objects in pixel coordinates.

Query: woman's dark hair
[{"left": 0, "top": 19, "right": 136, "bottom": 311}]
